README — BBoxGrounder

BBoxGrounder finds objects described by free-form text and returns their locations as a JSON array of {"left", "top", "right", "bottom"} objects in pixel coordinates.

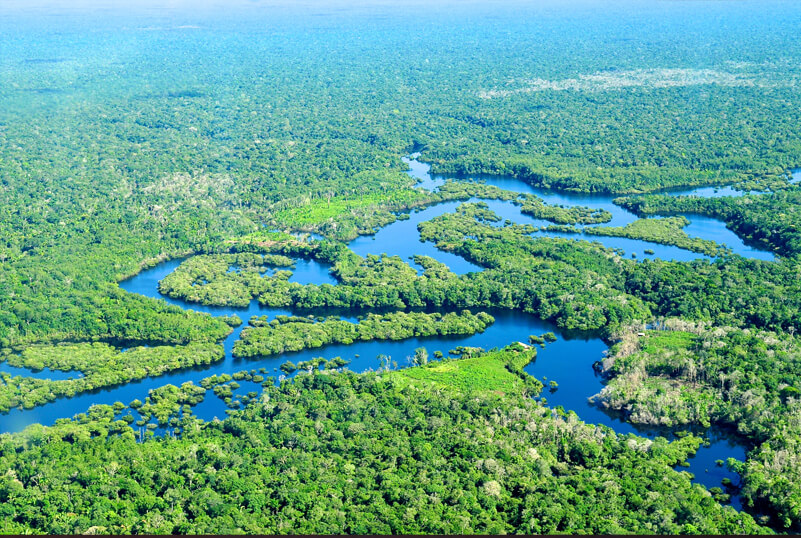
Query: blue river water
[
  {"left": 0, "top": 363, "right": 83, "bottom": 381},
  {"left": 409, "top": 160, "right": 775, "bottom": 263},
  {"left": 1, "top": 155, "right": 777, "bottom": 509}
]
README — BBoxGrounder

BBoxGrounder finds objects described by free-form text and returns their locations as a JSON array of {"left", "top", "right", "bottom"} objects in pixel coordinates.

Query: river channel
[{"left": 2, "top": 155, "right": 780, "bottom": 509}]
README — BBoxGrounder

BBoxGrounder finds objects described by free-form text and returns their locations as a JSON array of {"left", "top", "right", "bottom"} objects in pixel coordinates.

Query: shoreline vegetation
[
  {"left": 618, "top": 192, "right": 801, "bottom": 257},
  {"left": 269, "top": 179, "right": 615, "bottom": 243},
  {"left": 0, "top": 343, "right": 224, "bottom": 414},
  {"left": 544, "top": 216, "right": 731, "bottom": 258},
  {"left": 593, "top": 321, "right": 801, "bottom": 526},
  {"left": 233, "top": 311, "right": 495, "bottom": 359},
  {"left": 0, "top": 346, "right": 769, "bottom": 534},
  {"left": 2, "top": 1, "right": 801, "bottom": 533}
]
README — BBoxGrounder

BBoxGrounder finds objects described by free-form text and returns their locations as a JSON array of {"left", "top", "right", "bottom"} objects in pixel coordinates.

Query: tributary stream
[{"left": 2, "top": 155, "right": 782, "bottom": 510}]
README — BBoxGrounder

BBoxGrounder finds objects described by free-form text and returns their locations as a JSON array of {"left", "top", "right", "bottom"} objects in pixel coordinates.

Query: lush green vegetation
[
  {"left": 3, "top": 0, "right": 801, "bottom": 533},
  {"left": 0, "top": 343, "right": 223, "bottom": 413},
  {"left": 195, "top": 207, "right": 648, "bottom": 332},
  {"left": 233, "top": 310, "right": 495, "bottom": 359},
  {"left": 579, "top": 216, "right": 730, "bottom": 257},
  {"left": 393, "top": 343, "right": 542, "bottom": 397},
  {"left": 594, "top": 322, "right": 801, "bottom": 528},
  {"left": 267, "top": 175, "right": 614, "bottom": 241},
  {"left": 417, "top": 203, "right": 653, "bottom": 330},
  {"left": 623, "top": 257, "right": 801, "bottom": 332},
  {"left": 272, "top": 174, "right": 431, "bottom": 241},
  {"left": 2, "top": 1, "right": 800, "bottom": 348},
  {"left": 112, "top": 199, "right": 801, "bottom": 530},
  {"left": 0, "top": 351, "right": 767, "bottom": 534},
  {"left": 229, "top": 199, "right": 801, "bottom": 339},
  {"left": 434, "top": 181, "right": 613, "bottom": 225},
  {"left": 133, "top": 382, "right": 208, "bottom": 430},
  {"left": 618, "top": 191, "right": 801, "bottom": 257},
  {"left": 158, "top": 253, "right": 296, "bottom": 307}
]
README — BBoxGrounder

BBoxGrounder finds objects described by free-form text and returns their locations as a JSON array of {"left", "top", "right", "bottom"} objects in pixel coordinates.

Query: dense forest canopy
[
  {"left": 2, "top": 0, "right": 801, "bottom": 534},
  {"left": 3, "top": 0, "right": 801, "bottom": 344}
]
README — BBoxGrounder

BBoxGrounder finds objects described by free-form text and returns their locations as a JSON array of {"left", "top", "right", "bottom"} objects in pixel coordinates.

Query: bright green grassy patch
[
  {"left": 638, "top": 329, "right": 696, "bottom": 355},
  {"left": 275, "top": 187, "right": 428, "bottom": 226},
  {"left": 393, "top": 345, "right": 541, "bottom": 397}
]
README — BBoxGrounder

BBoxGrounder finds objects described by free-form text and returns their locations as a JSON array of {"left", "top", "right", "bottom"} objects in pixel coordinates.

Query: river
[{"left": 2, "top": 154, "right": 778, "bottom": 509}]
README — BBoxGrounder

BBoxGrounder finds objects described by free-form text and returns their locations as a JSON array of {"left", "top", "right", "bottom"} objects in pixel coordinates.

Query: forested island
[{"left": 2, "top": 0, "right": 801, "bottom": 534}]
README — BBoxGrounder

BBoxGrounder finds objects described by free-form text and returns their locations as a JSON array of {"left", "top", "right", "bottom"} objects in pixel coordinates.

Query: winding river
[{"left": 2, "top": 155, "right": 779, "bottom": 509}]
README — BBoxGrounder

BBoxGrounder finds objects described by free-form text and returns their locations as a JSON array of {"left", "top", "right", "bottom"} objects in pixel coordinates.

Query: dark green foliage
[
  {"left": 158, "top": 253, "right": 297, "bottom": 307},
  {"left": 2, "top": 2, "right": 801, "bottom": 533},
  {"left": 279, "top": 361, "right": 297, "bottom": 374},
  {"left": 1, "top": 2, "right": 800, "bottom": 347},
  {"left": 617, "top": 191, "right": 801, "bottom": 257},
  {"left": 595, "top": 323, "right": 801, "bottom": 529},
  {"left": 434, "top": 181, "right": 613, "bottom": 225},
  {"left": 417, "top": 204, "right": 653, "bottom": 330},
  {"left": 222, "top": 206, "right": 651, "bottom": 332},
  {"left": 233, "top": 310, "right": 495, "bottom": 359},
  {"left": 581, "top": 216, "right": 730, "bottom": 257},
  {"left": 623, "top": 257, "right": 801, "bottom": 331},
  {"left": 0, "top": 343, "right": 223, "bottom": 413},
  {"left": 0, "top": 366, "right": 767, "bottom": 534},
  {"left": 136, "top": 383, "right": 207, "bottom": 428},
  {"left": 219, "top": 315, "right": 243, "bottom": 328}
]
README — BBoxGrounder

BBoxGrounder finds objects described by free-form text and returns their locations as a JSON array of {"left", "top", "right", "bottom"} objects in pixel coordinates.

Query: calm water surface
[
  {"left": 1, "top": 155, "right": 770, "bottom": 509},
  {"left": 402, "top": 157, "right": 774, "bottom": 263}
]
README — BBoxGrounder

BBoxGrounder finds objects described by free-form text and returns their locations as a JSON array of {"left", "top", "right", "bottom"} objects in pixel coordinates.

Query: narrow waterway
[
  {"left": 404, "top": 155, "right": 774, "bottom": 263},
  {"left": 1, "top": 154, "right": 777, "bottom": 509}
]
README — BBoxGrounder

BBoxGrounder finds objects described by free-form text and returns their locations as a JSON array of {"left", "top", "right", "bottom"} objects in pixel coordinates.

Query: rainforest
[{"left": 2, "top": 0, "right": 801, "bottom": 534}]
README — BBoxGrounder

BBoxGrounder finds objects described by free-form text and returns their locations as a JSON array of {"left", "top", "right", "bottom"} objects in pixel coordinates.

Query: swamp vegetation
[{"left": 2, "top": 0, "right": 801, "bottom": 533}]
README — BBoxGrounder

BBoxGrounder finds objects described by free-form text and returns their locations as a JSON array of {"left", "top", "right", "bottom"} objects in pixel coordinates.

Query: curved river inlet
[
  {"left": 388, "top": 153, "right": 774, "bottom": 269},
  {"left": 1, "top": 155, "right": 777, "bottom": 510}
]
